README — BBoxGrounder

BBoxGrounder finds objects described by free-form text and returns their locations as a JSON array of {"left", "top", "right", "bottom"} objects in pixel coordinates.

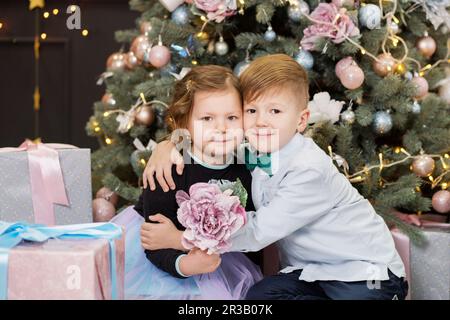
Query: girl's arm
[{"left": 178, "top": 248, "right": 222, "bottom": 276}]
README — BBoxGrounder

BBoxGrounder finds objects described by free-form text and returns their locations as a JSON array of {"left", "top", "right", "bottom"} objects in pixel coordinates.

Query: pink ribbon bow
[{"left": 0, "top": 140, "right": 77, "bottom": 225}]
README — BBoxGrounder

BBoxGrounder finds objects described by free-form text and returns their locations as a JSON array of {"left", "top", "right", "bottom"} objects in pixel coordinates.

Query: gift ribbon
[
  {"left": 0, "top": 221, "right": 122, "bottom": 300},
  {"left": 0, "top": 140, "right": 77, "bottom": 225}
]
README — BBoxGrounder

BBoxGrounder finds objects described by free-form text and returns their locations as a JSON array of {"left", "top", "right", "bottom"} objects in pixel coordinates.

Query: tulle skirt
[{"left": 111, "top": 206, "right": 263, "bottom": 300}]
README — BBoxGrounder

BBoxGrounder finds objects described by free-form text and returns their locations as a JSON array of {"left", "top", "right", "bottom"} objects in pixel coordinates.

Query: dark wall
[{"left": 0, "top": 0, "right": 139, "bottom": 149}]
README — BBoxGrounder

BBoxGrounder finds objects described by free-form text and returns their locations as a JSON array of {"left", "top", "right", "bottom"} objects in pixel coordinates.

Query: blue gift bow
[{"left": 0, "top": 221, "right": 123, "bottom": 300}]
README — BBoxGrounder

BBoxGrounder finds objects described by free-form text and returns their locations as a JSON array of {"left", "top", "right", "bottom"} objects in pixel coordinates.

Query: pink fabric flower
[
  {"left": 300, "top": 3, "right": 360, "bottom": 51},
  {"left": 192, "top": 0, "right": 237, "bottom": 22},
  {"left": 176, "top": 182, "right": 246, "bottom": 254}
]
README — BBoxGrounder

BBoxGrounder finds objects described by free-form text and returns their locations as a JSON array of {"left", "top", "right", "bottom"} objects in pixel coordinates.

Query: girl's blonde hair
[{"left": 166, "top": 65, "right": 241, "bottom": 132}]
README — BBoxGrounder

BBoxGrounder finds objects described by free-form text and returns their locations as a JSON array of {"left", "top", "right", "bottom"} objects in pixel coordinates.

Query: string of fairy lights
[{"left": 328, "top": 144, "right": 450, "bottom": 191}]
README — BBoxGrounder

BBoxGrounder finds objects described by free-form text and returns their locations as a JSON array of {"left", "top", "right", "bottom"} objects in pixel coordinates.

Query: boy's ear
[{"left": 297, "top": 108, "right": 310, "bottom": 133}]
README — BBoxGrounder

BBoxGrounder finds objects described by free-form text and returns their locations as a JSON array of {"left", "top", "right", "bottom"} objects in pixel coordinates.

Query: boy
[{"left": 140, "top": 54, "right": 408, "bottom": 300}]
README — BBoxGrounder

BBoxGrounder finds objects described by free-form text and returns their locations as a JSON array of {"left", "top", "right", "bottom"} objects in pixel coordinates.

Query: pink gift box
[{"left": 6, "top": 236, "right": 124, "bottom": 300}]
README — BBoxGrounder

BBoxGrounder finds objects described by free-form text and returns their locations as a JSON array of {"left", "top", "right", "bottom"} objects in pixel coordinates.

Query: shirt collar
[
  {"left": 270, "top": 133, "right": 304, "bottom": 175},
  {"left": 187, "top": 149, "right": 233, "bottom": 170}
]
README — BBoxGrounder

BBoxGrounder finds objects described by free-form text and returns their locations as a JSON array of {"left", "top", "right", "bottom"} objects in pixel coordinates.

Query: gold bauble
[
  {"left": 395, "top": 63, "right": 407, "bottom": 75},
  {"left": 412, "top": 156, "right": 435, "bottom": 177},
  {"left": 416, "top": 36, "right": 436, "bottom": 59},
  {"left": 373, "top": 53, "right": 397, "bottom": 77},
  {"left": 195, "top": 31, "right": 209, "bottom": 46}
]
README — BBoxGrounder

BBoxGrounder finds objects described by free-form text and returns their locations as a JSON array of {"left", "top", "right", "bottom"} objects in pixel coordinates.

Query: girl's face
[{"left": 188, "top": 88, "right": 243, "bottom": 164}]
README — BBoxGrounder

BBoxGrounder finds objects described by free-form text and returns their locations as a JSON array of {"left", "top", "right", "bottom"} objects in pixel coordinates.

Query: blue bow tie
[{"left": 245, "top": 148, "right": 272, "bottom": 176}]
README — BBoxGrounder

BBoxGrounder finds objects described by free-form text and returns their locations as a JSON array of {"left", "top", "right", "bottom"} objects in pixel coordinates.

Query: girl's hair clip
[{"left": 186, "top": 79, "right": 194, "bottom": 92}]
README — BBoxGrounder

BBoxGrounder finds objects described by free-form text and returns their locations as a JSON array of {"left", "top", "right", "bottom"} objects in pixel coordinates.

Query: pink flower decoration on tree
[
  {"left": 192, "top": 0, "right": 237, "bottom": 22},
  {"left": 176, "top": 182, "right": 246, "bottom": 254},
  {"left": 300, "top": 3, "right": 360, "bottom": 51}
]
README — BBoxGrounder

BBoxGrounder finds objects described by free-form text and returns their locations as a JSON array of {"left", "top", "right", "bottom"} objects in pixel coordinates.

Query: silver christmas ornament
[
  {"left": 410, "top": 101, "right": 421, "bottom": 114},
  {"left": 294, "top": 49, "right": 314, "bottom": 70},
  {"left": 264, "top": 26, "right": 277, "bottom": 42},
  {"left": 388, "top": 20, "right": 400, "bottom": 34},
  {"left": 372, "top": 111, "right": 393, "bottom": 135},
  {"left": 233, "top": 60, "right": 251, "bottom": 76},
  {"left": 214, "top": 37, "right": 229, "bottom": 56},
  {"left": 171, "top": 5, "right": 190, "bottom": 25},
  {"left": 287, "top": 0, "right": 310, "bottom": 22},
  {"left": 340, "top": 109, "right": 356, "bottom": 124},
  {"left": 359, "top": 4, "right": 381, "bottom": 30},
  {"left": 405, "top": 71, "right": 413, "bottom": 80}
]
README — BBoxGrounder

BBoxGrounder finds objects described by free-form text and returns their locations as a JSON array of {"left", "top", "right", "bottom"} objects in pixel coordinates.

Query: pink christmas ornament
[
  {"left": 339, "top": 64, "right": 364, "bottom": 89},
  {"left": 411, "top": 76, "right": 429, "bottom": 99},
  {"left": 130, "top": 35, "right": 152, "bottom": 63},
  {"left": 416, "top": 35, "right": 437, "bottom": 59},
  {"left": 96, "top": 186, "right": 119, "bottom": 206},
  {"left": 92, "top": 198, "right": 116, "bottom": 222},
  {"left": 432, "top": 190, "right": 450, "bottom": 214},
  {"left": 149, "top": 44, "right": 171, "bottom": 68},
  {"left": 125, "top": 51, "right": 140, "bottom": 69},
  {"left": 106, "top": 52, "right": 126, "bottom": 71},
  {"left": 335, "top": 56, "right": 354, "bottom": 79}
]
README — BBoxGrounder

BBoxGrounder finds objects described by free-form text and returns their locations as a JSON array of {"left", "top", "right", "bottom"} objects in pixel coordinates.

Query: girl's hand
[
  {"left": 179, "top": 248, "right": 222, "bottom": 276},
  {"left": 142, "top": 140, "right": 184, "bottom": 192},
  {"left": 140, "top": 214, "right": 186, "bottom": 251}
]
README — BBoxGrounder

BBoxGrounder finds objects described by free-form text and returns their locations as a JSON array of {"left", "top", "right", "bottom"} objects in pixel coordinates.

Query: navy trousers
[{"left": 245, "top": 269, "right": 408, "bottom": 300}]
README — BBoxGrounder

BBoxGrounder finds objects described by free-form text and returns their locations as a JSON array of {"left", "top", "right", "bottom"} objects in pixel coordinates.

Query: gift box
[
  {"left": 1, "top": 221, "right": 125, "bottom": 300},
  {"left": 391, "top": 221, "right": 450, "bottom": 300},
  {"left": 0, "top": 141, "right": 92, "bottom": 225}
]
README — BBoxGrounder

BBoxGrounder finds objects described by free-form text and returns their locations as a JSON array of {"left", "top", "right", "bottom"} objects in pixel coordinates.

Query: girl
[{"left": 111, "top": 65, "right": 262, "bottom": 300}]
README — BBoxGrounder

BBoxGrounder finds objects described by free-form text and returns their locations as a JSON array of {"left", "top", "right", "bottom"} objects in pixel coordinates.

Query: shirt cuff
[{"left": 175, "top": 254, "right": 189, "bottom": 278}]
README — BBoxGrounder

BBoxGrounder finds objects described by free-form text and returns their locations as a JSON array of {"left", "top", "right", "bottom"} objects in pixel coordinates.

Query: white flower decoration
[{"left": 307, "top": 92, "right": 344, "bottom": 124}]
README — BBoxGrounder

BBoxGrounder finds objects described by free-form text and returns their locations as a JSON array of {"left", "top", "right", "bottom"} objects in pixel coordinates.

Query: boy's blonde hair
[
  {"left": 166, "top": 65, "right": 241, "bottom": 132},
  {"left": 239, "top": 54, "right": 309, "bottom": 109}
]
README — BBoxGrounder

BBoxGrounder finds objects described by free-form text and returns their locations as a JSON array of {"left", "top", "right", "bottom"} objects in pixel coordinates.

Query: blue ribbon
[{"left": 0, "top": 221, "right": 123, "bottom": 300}]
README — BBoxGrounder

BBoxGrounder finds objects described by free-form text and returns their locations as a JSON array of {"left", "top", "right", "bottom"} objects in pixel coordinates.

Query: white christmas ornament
[
  {"left": 308, "top": 92, "right": 345, "bottom": 124},
  {"left": 294, "top": 49, "right": 314, "bottom": 70},
  {"left": 287, "top": 0, "right": 310, "bottom": 22},
  {"left": 359, "top": 4, "right": 381, "bottom": 30}
]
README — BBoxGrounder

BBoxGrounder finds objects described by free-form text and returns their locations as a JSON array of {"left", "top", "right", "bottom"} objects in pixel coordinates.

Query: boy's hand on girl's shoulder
[
  {"left": 142, "top": 140, "right": 185, "bottom": 192},
  {"left": 179, "top": 248, "right": 222, "bottom": 276}
]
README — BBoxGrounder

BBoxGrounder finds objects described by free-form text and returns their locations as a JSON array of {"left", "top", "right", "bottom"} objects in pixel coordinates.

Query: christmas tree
[{"left": 86, "top": 0, "right": 450, "bottom": 240}]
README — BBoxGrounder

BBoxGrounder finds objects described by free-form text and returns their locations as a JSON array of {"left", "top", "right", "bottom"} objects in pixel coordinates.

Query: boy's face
[{"left": 243, "top": 87, "right": 310, "bottom": 153}]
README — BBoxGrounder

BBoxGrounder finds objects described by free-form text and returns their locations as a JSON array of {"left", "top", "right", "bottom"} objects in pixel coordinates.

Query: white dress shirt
[{"left": 231, "top": 133, "right": 405, "bottom": 282}]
